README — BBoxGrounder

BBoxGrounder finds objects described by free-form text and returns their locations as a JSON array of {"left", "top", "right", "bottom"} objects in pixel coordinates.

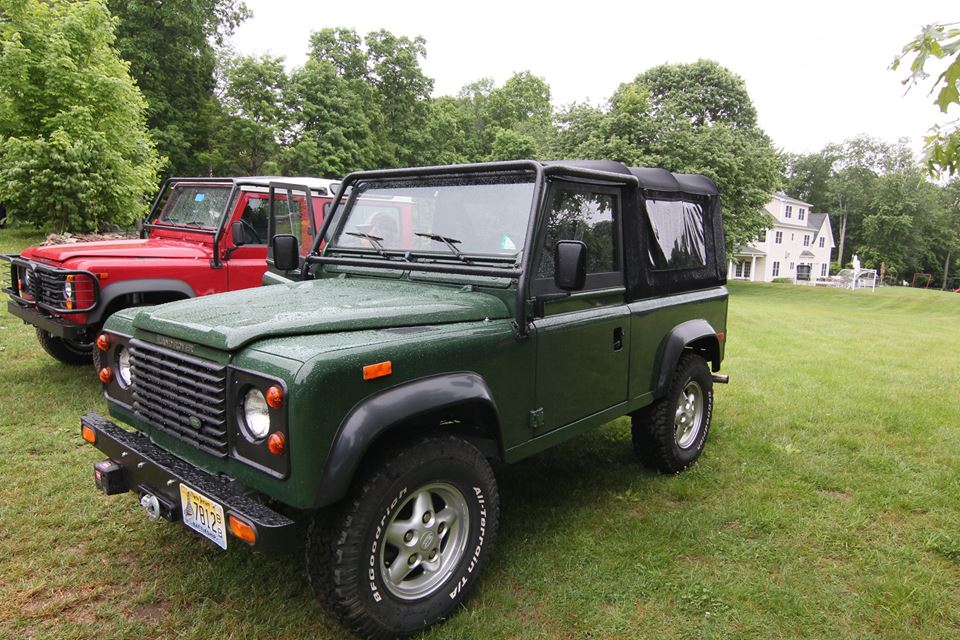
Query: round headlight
[
  {"left": 241, "top": 388, "right": 270, "bottom": 440},
  {"left": 63, "top": 280, "right": 73, "bottom": 299},
  {"left": 116, "top": 346, "right": 132, "bottom": 387}
]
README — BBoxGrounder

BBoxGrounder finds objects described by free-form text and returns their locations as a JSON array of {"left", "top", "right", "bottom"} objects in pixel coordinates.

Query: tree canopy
[
  {"left": 893, "top": 22, "right": 960, "bottom": 178},
  {"left": 0, "top": 0, "right": 161, "bottom": 231},
  {"left": 107, "top": 0, "right": 249, "bottom": 176},
  {"left": 551, "top": 60, "right": 781, "bottom": 254}
]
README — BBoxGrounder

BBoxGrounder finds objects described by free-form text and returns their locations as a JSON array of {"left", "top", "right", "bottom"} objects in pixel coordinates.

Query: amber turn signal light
[
  {"left": 81, "top": 424, "right": 96, "bottom": 444},
  {"left": 96, "top": 333, "right": 111, "bottom": 351},
  {"left": 267, "top": 432, "right": 286, "bottom": 455},
  {"left": 228, "top": 514, "right": 257, "bottom": 545},
  {"left": 265, "top": 385, "right": 284, "bottom": 409},
  {"left": 362, "top": 360, "right": 392, "bottom": 380},
  {"left": 98, "top": 367, "right": 113, "bottom": 384}
]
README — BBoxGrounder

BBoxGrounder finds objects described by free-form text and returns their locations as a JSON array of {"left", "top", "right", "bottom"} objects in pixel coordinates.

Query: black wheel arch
[
  {"left": 653, "top": 319, "right": 721, "bottom": 398},
  {"left": 90, "top": 278, "right": 195, "bottom": 325},
  {"left": 311, "top": 372, "right": 503, "bottom": 508}
]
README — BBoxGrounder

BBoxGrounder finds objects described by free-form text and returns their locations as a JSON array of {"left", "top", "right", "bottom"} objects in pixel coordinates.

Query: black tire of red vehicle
[
  {"left": 35, "top": 328, "right": 92, "bottom": 366},
  {"left": 631, "top": 353, "right": 713, "bottom": 474},
  {"left": 306, "top": 435, "right": 500, "bottom": 640}
]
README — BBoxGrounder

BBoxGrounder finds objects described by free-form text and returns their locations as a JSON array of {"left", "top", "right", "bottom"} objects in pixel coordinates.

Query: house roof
[
  {"left": 773, "top": 191, "right": 813, "bottom": 207},
  {"left": 734, "top": 246, "right": 766, "bottom": 256},
  {"left": 799, "top": 250, "right": 816, "bottom": 258}
]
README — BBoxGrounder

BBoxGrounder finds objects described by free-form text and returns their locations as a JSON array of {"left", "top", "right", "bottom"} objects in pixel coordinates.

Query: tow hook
[
  {"left": 712, "top": 374, "right": 729, "bottom": 384},
  {"left": 140, "top": 493, "right": 161, "bottom": 520}
]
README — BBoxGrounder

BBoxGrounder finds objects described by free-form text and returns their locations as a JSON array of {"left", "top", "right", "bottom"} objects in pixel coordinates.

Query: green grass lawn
[{"left": 1, "top": 227, "right": 959, "bottom": 639}]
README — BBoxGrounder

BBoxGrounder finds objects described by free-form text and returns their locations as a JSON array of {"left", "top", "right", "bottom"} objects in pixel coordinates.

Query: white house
[{"left": 728, "top": 192, "right": 836, "bottom": 282}]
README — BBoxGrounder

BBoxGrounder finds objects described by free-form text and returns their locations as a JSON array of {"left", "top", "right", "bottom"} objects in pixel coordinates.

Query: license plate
[{"left": 179, "top": 484, "right": 227, "bottom": 550}]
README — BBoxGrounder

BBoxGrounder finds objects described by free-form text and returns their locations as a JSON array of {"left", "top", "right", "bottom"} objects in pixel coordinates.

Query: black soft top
[
  {"left": 629, "top": 168, "right": 719, "bottom": 196},
  {"left": 542, "top": 161, "right": 718, "bottom": 197}
]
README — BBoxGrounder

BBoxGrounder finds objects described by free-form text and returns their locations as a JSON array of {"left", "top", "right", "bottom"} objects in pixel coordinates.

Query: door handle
[{"left": 613, "top": 327, "right": 623, "bottom": 351}]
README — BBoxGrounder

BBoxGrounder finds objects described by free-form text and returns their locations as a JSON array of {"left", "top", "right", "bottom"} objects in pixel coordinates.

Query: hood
[
  {"left": 23, "top": 238, "right": 211, "bottom": 264},
  {"left": 132, "top": 277, "right": 511, "bottom": 351}
]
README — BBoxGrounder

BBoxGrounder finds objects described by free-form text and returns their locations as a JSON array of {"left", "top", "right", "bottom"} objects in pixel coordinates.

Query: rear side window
[{"left": 645, "top": 199, "right": 706, "bottom": 270}]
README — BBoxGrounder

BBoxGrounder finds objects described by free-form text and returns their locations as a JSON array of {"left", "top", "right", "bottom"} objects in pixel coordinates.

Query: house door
[{"left": 797, "top": 264, "right": 812, "bottom": 281}]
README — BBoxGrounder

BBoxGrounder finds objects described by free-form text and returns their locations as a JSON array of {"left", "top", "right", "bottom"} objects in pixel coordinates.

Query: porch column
[{"left": 751, "top": 256, "right": 757, "bottom": 281}]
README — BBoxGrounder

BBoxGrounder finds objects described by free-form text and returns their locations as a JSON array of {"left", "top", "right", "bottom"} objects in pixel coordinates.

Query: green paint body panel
[
  {"left": 95, "top": 162, "right": 730, "bottom": 513},
  {"left": 131, "top": 277, "right": 511, "bottom": 351}
]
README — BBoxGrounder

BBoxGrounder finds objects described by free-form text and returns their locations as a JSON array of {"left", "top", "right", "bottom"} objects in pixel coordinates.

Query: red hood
[{"left": 22, "top": 237, "right": 213, "bottom": 265}]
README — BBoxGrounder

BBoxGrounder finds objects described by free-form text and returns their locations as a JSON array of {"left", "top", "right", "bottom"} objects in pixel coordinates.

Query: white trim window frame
[
  {"left": 772, "top": 261, "right": 780, "bottom": 277},
  {"left": 775, "top": 231, "right": 783, "bottom": 244}
]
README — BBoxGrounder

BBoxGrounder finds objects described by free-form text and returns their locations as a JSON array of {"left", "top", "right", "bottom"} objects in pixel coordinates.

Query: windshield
[
  {"left": 155, "top": 184, "right": 233, "bottom": 229},
  {"left": 329, "top": 175, "right": 535, "bottom": 259}
]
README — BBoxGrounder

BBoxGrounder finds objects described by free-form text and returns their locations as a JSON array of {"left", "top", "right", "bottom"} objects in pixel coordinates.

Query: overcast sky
[{"left": 232, "top": 0, "right": 952, "bottom": 156}]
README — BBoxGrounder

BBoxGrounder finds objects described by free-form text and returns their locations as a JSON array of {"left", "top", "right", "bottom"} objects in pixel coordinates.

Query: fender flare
[
  {"left": 90, "top": 278, "right": 196, "bottom": 324},
  {"left": 652, "top": 319, "right": 719, "bottom": 398},
  {"left": 312, "top": 372, "right": 501, "bottom": 508}
]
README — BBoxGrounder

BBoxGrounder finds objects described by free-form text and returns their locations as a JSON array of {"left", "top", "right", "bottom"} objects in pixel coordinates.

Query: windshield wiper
[
  {"left": 415, "top": 233, "right": 467, "bottom": 262},
  {"left": 344, "top": 231, "right": 386, "bottom": 256}
]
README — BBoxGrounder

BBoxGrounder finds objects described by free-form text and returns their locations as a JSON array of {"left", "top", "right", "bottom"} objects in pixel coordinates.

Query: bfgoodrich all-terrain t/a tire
[
  {"left": 35, "top": 328, "right": 92, "bottom": 366},
  {"left": 306, "top": 435, "right": 500, "bottom": 640},
  {"left": 632, "top": 353, "right": 713, "bottom": 474}
]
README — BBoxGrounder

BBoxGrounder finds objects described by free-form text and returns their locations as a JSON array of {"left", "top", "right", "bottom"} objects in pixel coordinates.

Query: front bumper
[
  {"left": 81, "top": 412, "right": 296, "bottom": 553},
  {"left": 7, "top": 300, "right": 89, "bottom": 340}
]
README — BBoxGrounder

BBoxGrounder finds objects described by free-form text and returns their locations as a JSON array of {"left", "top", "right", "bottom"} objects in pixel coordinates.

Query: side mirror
[
  {"left": 231, "top": 221, "right": 248, "bottom": 246},
  {"left": 554, "top": 240, "right": 587, "bottom": 291},
  {"left": 272, "top": 234, "right": 300, "bottom": 271}
]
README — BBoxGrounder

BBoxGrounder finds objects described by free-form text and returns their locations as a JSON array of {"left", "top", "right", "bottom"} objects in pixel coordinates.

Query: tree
[
  {"left": 307, "top": 28, "right": 433, "bottom": 168},
  {"left": 282, "top": 58, "right": 379, "bottom": 177},
  {"left": 0, "top": 0, "right": 162, "bottom": 231},
  {"left": 107, "top": 0, "right": 249, "bottom": 176},
  {"left": 204, "top": 54, "right": 288, "bottom": 176},
  {"left": 553, "top": 60, "right": 780, "bottom": 254},
  {"left": 893, "top": 22, "right": 960, "bottom": 177},
  {"left": 447, "top": 71, "right": 555, "bottom": 162}
]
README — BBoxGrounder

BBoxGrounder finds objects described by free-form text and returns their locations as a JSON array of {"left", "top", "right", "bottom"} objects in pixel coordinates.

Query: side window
[
  {"left": 238, "top": 196, "right": 270, "bottom": 244},
  {"left": 271, "top": 189, "right": 315, "bottom": 256},
  {"left": 536, "top": 186, "right": 620, "bottom": 288},
  {"left": 645, "top": 199, "right": 707, "bottom": 270}
]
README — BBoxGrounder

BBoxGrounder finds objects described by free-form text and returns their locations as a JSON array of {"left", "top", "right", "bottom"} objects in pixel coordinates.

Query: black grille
[
  {"left": 33, "top": 269, "right": 66, "bottom": 307},
  {"left": 129, "top": 339, "right": 229, "bottom": 457}
]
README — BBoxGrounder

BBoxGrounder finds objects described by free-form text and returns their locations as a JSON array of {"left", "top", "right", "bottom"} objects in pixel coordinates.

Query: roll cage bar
[{"left": 304, "top": 160, "right": 640, "bottom": 338}]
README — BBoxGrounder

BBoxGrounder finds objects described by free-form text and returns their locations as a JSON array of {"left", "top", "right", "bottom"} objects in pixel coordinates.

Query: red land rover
[{"left": 3, "top": 177, "right": 337, "bottom": 364}]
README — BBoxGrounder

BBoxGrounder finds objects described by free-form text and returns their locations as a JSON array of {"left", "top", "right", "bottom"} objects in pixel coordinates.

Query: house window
[
  {"left": 798, "top": 208, "right": 806, "bottom": 221},
  {"left": 789, "top": 262, "right": 795, "bottom": 270},
  {"left": 803, "top": 235, "right": 810, "bottom": 246},
  {"left": 734, "top": 261, "right": 752, "bottom": 279},
  {"left": 772, "top": 261, "right": 780, "bottom": 277},
  {"left": 775, "top": 231, "right": 782, "bottom": 244},
  {"left": 819, "top": 237, "right": 825, "bottom": 248},
  {"left": 784, "top": 205, "right": 793, "bottom": 219},
  {"left": 821, "top": 263, "right": 828, "bottom": 277}
]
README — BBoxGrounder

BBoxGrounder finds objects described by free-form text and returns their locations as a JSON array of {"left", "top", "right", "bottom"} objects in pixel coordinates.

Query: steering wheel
[{"left": 238, "top": 218, "right": 263, "bottom": 244}]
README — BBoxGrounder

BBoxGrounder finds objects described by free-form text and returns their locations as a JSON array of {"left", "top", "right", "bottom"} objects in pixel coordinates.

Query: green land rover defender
[{"left": 82, "top": 160, "right": 729, "bottom": 639}]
